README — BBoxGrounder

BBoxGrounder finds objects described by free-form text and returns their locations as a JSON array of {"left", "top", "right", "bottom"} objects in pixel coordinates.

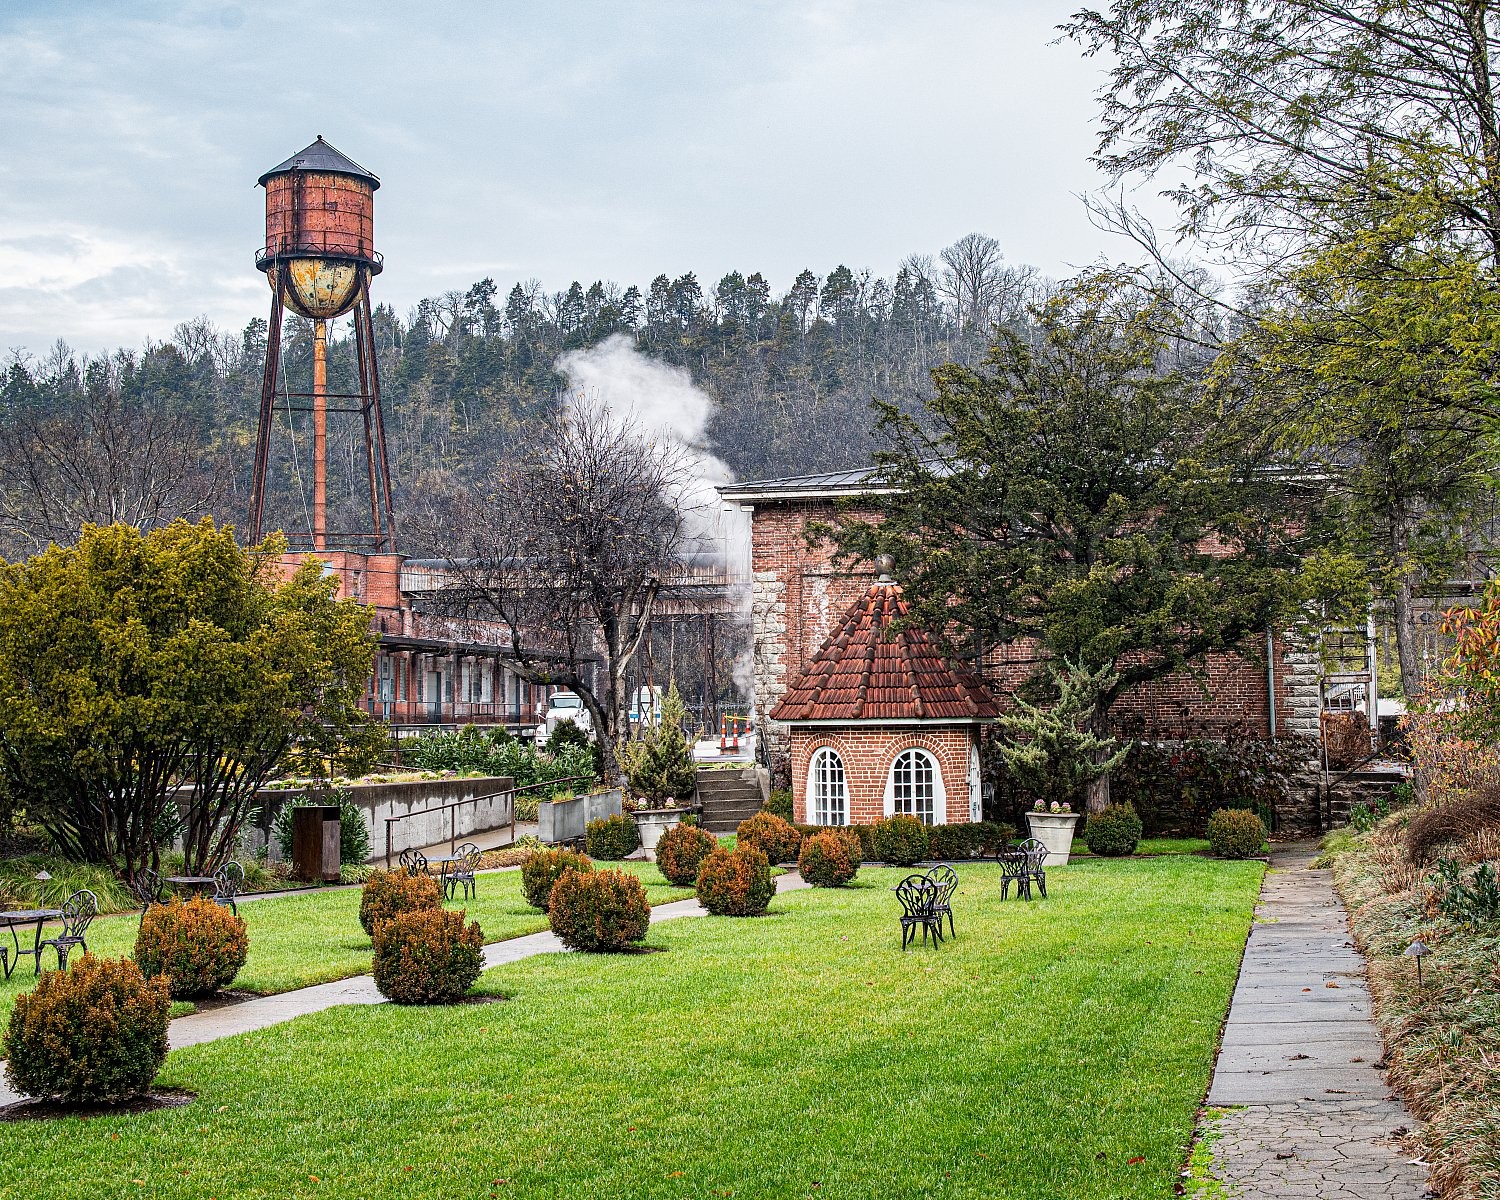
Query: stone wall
[{"left": 788, "top": 725, "right": 978, "bottom": 825}]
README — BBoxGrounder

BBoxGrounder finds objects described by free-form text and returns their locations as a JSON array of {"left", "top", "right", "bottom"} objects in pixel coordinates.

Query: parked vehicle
[{"left": 538, "top": 691, "right": 591, "bottom": 745}]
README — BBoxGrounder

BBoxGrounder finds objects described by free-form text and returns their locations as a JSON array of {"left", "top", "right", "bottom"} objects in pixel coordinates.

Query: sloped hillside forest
[{"left": 0, "top": 235, "right": 1034, "bottom": 561}]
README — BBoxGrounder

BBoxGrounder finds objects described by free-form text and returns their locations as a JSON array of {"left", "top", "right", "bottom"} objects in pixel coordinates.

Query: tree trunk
[
  {"left": 1389, "top": 511, "right": 1425, "bottom": 698},
  {"left": 1086, "top": 700, "right": 1113, "bottom": 815}
]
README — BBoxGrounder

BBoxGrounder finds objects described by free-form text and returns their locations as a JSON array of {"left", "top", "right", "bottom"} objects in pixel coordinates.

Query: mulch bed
[{"left": 0, "top": 1088, "right": 196, "bottom": 1122}]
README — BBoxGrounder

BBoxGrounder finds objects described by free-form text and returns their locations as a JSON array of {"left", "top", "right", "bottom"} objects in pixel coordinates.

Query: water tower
[{"left": 250, "top": 136, "right": 396, "bottom": 552}]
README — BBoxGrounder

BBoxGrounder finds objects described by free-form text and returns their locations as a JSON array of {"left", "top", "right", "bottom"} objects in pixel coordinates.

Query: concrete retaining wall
[
  {"left": 537, "top": 789, "right": 623, "bottom": 843},
  {"left": 247, "top": 776, "right": 515, "bottom": 864}
]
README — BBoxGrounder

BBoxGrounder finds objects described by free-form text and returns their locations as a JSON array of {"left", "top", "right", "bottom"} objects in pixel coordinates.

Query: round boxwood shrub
[
  {"left": 520, "top": 848, "right": 594, "bottom": 910},
  {"left": 655, "top": 822, "right": 718, "bottom": 886},
  {"left": 764, "top": 788, "right": 794, "bottom": 822},
  {"left": 1083, "top": 804, "right": 1143, "bottom": 857},
  {"left": 873, "top": 814, "right": 929, "bottom": 866},
  {"left": 359, "top": 868, "right": 442, "bottom": 937},
  {"left": 134, "top": 897, "right": 248, "bottom": 999},
  {"left": 372, "top": 907, "right": 484, "bottom": 1004},
  {"left": 1208, "top": 808, "right": 1268, "bottom": 859},
  {"left": 736, "top": 811, "right": 802, "bottom": 864},
  {"left": 548, "top": 868, "right": 651, "bottom": 951},
  {"left": 798, "top": 830, "right": 859, "bottom": 887},
  {"left": 585, "top": 813, "right": 640, "bottom": 861},
  {"left": 695, "top": 846, "right": 775, "bottom": 916},
  {"left": 4, "top": 955, "right": 171, "bottom": 1104}
]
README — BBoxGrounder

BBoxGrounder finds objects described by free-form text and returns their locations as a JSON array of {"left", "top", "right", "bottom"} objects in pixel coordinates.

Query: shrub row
[{"left": 585, "top": 814, "right": 639, "bottom": 861}]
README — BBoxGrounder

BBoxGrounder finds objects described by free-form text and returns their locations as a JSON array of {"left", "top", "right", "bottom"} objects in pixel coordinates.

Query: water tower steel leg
[
  {"left": 353, "top": 302, "right": 383, "bottom": 548},
  {"left": 360, "top": 279, "right": 397, "bottom": 553},
  {"left": 312, "top": 318, "right": 328, "bottom": 551},
  {"left": 250, "top": 292, "right": 284, "bottom": 542}
]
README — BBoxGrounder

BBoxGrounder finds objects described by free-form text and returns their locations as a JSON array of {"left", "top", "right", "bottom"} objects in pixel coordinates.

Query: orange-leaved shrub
[
  {"left": 359, "top": 869, "right": 442, "bottom": 937},
  {"left": 134, "top": 897, "right": 248, "bottom": 998},
  {"left": 655, "top": 822, "right": 718, "bottom": 886},
  {"left": 736, "top": 811, "right": 802, "bottom": 864},
  {"left": 798, "top": 829, "right": 859, "bottom": 887},
  {"left": 548, "top": 868, "right": 651, "bottom": 951},
  {"left": 372, "top": 907, "right": 483, "bottom": 1004},
  {"left": 5, "top": 955, "right": 170, "bottom": 1103},
  {"left": 695, "top": 845, "right": 775, "bottom": 916},
  {"left": 520, "top": 848, "right": 593, "bottom": 909}
]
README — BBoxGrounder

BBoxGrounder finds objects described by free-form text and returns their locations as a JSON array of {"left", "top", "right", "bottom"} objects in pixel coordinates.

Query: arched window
[
  {"left": 886, "top": 748, "right": 945, "bottom": 825},
  {"left": 808, "top": 748, "right": 849, "bottom": 826}
]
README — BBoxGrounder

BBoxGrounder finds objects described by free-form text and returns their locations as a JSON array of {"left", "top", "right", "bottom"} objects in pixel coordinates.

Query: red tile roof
[{"left": 769, "top": 577, "right": 1001, "bottom": 723}]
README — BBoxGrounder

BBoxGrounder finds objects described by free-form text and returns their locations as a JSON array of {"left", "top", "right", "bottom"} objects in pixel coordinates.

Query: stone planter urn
[
  {"left": 1025, "top": 811, "right": 1081, "bottom": 866},
  {"left": 632, "top": 808, "right": 685, "bottom": 862}
]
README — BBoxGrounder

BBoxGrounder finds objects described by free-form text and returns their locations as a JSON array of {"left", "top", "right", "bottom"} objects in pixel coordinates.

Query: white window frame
[
  {"left": 807, "top": 747, "right": 849, "bottom": 826},
  {"left": 885, "top": 747, "right": 947, "bottom": 826}
]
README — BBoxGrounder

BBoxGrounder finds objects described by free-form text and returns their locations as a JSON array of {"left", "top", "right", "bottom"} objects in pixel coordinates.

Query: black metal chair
[
  {"left": 38, "top": 889, "right": 98, "bottom": 972},
  {"left": 999, "top": 838, "right": 1048, "bottom": 900},
  {"left": 212, "top": 862, "right": 244, "bottom": 915},
  {"left": 398, "top": 848, "right": 428, "bottom": 878},
  {"left": 442, "top": 843, "right": 481, "bottom": 902},
  {"left": 131, "top": 868, "right": 164, "bottom": 917},
  {"left": 894, "top": 874, "right": 944, "bottom": 949},
  {"left": 924, "top": 864, "right": 959, "bottom": 937}
]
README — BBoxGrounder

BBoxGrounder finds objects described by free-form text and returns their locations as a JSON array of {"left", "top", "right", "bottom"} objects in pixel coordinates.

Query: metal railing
[{"left": 382, "top": 775, "right": 593, "bottom": 867}]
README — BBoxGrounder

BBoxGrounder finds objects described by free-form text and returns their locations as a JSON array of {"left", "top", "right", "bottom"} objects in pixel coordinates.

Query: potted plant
[
  {"left": 617, "top": 683, "right": 699, "bottom": 860},
  {"left": 995, "top": 661, "right": 1127, "bottom": 866}
]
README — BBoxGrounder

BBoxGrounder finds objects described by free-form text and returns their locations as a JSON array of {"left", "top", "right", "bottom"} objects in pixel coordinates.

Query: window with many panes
[
  {"left": 887, "top": 748, "right": 940, "bottom": 825},
  {"left": 808, "top": 748, "right": 849, "bottom": 826}
]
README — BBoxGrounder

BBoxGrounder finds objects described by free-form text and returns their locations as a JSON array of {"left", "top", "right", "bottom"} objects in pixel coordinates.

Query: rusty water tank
[{"left": 255, "top": 136, "right": 382, "bottom": 319}]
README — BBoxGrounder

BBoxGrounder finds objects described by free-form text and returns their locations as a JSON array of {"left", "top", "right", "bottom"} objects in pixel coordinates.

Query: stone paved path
[
  {"left": 1197, "top": 843, "right": 1429, "bottom": 1199},
  {"left": 0, "top": 875, "right": 807, "bottom": 1108}
]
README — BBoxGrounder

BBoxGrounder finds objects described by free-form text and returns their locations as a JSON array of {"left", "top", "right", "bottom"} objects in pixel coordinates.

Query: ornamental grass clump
[
  {"left": 1406, "top": 781, "right": 1500, "bottom": 864},
  {"left": 548, "top": 868, "right": 651, "bottom": 951},
  {"left": 736, "top": 811, "right": 802, "bottom": 864},
  {"left": 1207, "top": 808, "right": 1266, "bottom": 859},
  {"left": 798, "top": 830, "right": 859, "bottom": 887},
  {"left": 1083, "top": 804, "right": 1143, "bottom": 857},
  {"left": 873, "top": 814, "right": 928, "bottom": 866},
  {"left": 655, "top": 821, "right": 718, "bottom": 886},
  {"left": 5, "top": 955, "right": 170, "bottom": 1104},
  {"left": 520, "top": 848, "right": 593, "bottom": 910},
  {"left": 585, "top": 813, "right": 640, "bottom": 861},
  {"left": 133, "top": 897, "right": 248, "bottom": 999},
  {"left": 372, "top": 907, "right": 483, "bottom": 1004},
  {"left": 695, "top": 845, "right": 775, "bottom": 916},
  {"left": 359, "top": 868, "right": 442, "bottom": 937}
]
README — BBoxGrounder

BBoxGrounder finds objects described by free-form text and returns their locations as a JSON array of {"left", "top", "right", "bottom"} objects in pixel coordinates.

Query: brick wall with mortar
[
  {"left": 788, "top": 726, "right": 978, "bottom": 825},
  {"left": 747, "top": 497, "right": 1324, "bottom": 799}
]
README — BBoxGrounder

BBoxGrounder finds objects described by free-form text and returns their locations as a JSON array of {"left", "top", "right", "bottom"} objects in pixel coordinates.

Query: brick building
[
  {"left": 769, "top": 560, "right": 1000, "bottom": 825},
  {"left": 720, "top": 469, "right": 1323, "bottom": 774}
]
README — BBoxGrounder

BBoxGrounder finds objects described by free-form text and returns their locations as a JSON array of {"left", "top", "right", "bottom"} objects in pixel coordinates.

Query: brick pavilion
[{"left": 770, "top": 556, "right": 1001, "bottom": 826}]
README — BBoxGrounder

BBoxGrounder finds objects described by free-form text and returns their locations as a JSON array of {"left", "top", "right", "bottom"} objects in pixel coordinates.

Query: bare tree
[
  {"left": 939, "top": 233, "right": 1037, "bottom": 332},
  {"left": 422, "top": 399, "right": 692, "bottom": 781}
]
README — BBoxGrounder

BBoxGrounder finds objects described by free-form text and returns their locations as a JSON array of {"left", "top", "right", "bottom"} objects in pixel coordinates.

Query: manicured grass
[
  {"left": 2, "top": 856, "right": 1263, "bottom": 1198},
  {"left": 0, "top": 863, "right": 691, "bottom": 1023},
  {"left": 1073, "top": 837, "right": 1211, "bottom": 858}
]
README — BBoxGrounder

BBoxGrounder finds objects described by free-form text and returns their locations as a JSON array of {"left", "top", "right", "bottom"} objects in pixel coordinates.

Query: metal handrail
[{"left": 383, "top": 775, "right": 594, "bottom": 867}]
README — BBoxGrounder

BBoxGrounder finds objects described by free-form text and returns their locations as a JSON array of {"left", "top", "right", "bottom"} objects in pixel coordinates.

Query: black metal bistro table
[
  {"left": 0, "top": 908, "right": 62, "bottom": 978},
  {"left": 165, "top": 875, "right": 216, "bottom": 896}
]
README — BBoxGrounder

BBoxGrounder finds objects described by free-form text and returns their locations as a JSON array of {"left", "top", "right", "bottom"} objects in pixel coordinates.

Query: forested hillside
[{"left": 0, "top": 234, "right": 1035, "bottom": 558}]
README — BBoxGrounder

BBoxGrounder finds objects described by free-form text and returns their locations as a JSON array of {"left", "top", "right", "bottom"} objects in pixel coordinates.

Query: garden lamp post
[
  {"left": 1404, "top": 939, "right": 1430, "bottom": 986},
  {"left": 34, "top": 870, "right": 50, "bottom": 909}
]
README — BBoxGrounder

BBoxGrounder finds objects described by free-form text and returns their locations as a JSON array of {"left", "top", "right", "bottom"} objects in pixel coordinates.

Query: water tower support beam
[
  {"left": 312, "top": 318, "right": 328, "bottom": 550},
  {"left": 354, "top": 302, "right": 383, "bottom": 548},
  {"left": 360, "top": 278, "right": 397, "bottom": 552},
  {"left": 250, "top": 291, "right": 284, "bottom": 543}
]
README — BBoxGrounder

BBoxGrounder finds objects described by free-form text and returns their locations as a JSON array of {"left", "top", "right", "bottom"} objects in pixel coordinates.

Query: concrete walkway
[
  {"left": 1197, "top": 843, "right": 1429, "bottom": 1199},
  {"left": 0, "top": 874, "right": 808, "bottom": 1109}
]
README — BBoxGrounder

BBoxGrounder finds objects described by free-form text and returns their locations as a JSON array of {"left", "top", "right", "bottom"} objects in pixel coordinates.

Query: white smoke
[{"left": 555, "top": 334, "right": 750, "bottom": 583}]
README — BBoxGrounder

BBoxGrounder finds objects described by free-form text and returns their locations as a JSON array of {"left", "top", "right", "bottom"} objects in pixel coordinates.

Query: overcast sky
[{"left": 0, "top": 0, "right": 1179, "bottom": 359}]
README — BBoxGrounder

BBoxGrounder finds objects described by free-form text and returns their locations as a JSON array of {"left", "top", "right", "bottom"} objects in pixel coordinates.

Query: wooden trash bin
[{"left": 292, "top": 805, "right": 342, "bottom": 883}]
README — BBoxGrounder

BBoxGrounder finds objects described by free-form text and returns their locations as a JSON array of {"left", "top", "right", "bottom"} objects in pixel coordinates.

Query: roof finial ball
[{"left": 875, "top": 554, "right": 896, "bottom": 584}]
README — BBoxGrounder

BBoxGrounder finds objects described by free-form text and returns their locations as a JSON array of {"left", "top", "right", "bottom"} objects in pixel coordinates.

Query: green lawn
[
  {"left": 3, "top": 856, "right": 1264, "bottom": 1198},
  {"left": 1072, "top": 837, "right": 1211, "bottom": 858},
  {"left": 0, "top": 863, "right": 692, "bottom": 1022}
]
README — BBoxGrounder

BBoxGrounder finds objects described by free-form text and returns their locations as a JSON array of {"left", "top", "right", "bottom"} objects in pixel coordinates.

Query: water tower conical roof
[{"left": 258, "top": 136, "right": 380, "bottom": 189}]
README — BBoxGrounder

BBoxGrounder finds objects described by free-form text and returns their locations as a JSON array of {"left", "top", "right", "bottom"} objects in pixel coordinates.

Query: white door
[{"left": 968, "top": 744, "right": 982, "bottom": 822}]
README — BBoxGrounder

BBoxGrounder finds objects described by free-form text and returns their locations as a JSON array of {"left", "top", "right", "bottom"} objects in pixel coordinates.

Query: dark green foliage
[
  {"left": 134, "top": 897, "right": 249, "bottom": 999},
  {"left": 1083, "top": 805, "right": 1143, "bottom": 857},
  {"left": 1349, "top": 795, "right": 1391, "bottom": 834},
  {"left": 358, "top": 869, "right": 443, "bottom": 937},
  {"left": 547, "top": 718, "right": 589, "bottom": 753},
  {"left": 547, "top": 868, "right": 651, "bottom": 951},
  {"left": 403, "top": 725, "right": 596, "bottom": 799},
  {"left": 1207, "top": 809, "right": 1267, "bottom": 859},
  {"left": 372, "top": 907, "right": 484, "bottom": 1004},
  {"left": 520, "top": 849, "right": 593, "bottom": 910},
  {"left": 1434, "top": 859, "right": 1500, "bottom": 927},
  {"left": 272, "top": 790, "right": 371, "bottom": 866},
  {"left": 1109, "top": 734, "right": 1309, "bottom": 835},
  {"left": 797, "top": 830, "right": 859, "bottom": 887},
  {"left": 618, "top": 683, "right": 698, "bottom": 808},
  {"left": 695, "top": 846, "right": 775, "bottom": 916},
  {"left": 735, "top": 812, "right": 802, "bottom": 864},
  {"left": 585, "top": 814, "right": 640, "bottom": 861},
  {"left": 995, "top": 661, "right": 1127, "bottom": 810},
  {"left": 925, "top": 822, "right": 1017, "bottom": 860},
  {"left": 764, "top": 788, "right": 793, "bottom": 822},
  {"left": 873, "top": 815, "right": 929, "bottom": 866},
  {"left": 4, "top": 956, "right": 171, "bottom": 1104},
  {"left": 655, "top": 822, "right": 718, "bottom": 887}
]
